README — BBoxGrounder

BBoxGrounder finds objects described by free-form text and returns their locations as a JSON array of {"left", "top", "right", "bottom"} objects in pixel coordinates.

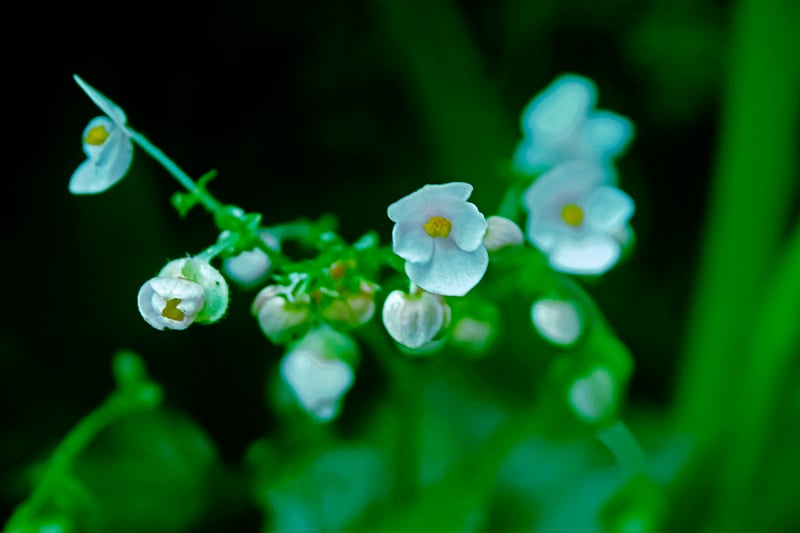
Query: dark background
[{"left": 3, "top": 0, "right": 725, "bottom": 526}]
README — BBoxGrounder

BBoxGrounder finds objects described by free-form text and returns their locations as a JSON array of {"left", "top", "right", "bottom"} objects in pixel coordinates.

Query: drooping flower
[
  {"left": 382, "top": 289, "right": 449, "bottom": 349},
  {"left": 280, "top": 326, "right": 358, "bottom": 421},
  {"left": 513, "top": 74, "right": 633, "bottom": 182},
  {"left": 523, "top": 161, "right": 634, "bottom": 275},
  {"left": 223, "top": 229, "right": 281, "bottom": 288},
  {"left": 69, "top": 75, "right": 134, "bottom": 194},
  {"left": 138, "top": 258, "right": 229, "bottom": 331},
  {"left": 388, "top": 183, "right": 488, "bottom": 297},
  {"left": 252, "top": 277, "right": 313, "bottom": 344}
]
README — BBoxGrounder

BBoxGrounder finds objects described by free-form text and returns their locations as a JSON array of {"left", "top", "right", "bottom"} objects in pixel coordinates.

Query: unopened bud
[
  {"left": 320, "top": 280, "right": 377, "bottom": 328},
  {"left": 568, "top": 366, "right": 615, "bottom": 423},
  {"left": 253, "top": 285, "right": 312, "bottom": 344},
  {"left": 531, "top": 298, "right": 582, "bottom": 346},
  {"left": 223, "top": 229, "right": 281, "bottom": 288},
  {"left": 382, "top": 290, "right": 448, "bottom": 349},
  {"left": 483, "top": 216, "right": 524, "bottom": 251}
]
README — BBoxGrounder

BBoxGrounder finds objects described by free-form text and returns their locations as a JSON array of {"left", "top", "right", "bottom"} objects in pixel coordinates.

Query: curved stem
[{"left": 596, "top": 420, "right": 648, "bottom": 479}]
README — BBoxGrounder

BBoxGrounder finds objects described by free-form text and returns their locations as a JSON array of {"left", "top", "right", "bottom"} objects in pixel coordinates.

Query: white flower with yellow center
[
  {"left": 513, "top": 74, "right": 633, "bottom": 183},
  {"left": 69, "top": 75, "right": 134, "bottom": 194},
  {"left": 388, "top": 182, "right": 488, "bottom": 297},
  {"left": 523, "top": 162, "right": 634, "bottom": 275}
]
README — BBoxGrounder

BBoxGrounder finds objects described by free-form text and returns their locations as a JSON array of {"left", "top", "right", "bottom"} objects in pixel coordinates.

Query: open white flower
[
  {"left": 69, "top": 75, "right": 133, "bottom": 194},
  {"left": 280, "top": 327, "right": 358, "bottom": 421},
  {"left": 513, "top": 74, "right": 633, "bottom": 182},
  {"left": 388, "top": 183, "right": 488, "bottom": 296},
  {"left": 523, "top": 162, "right": 634, "bottom": 275},
  {"left": 138, "top": 258, "right": 229, "bottom": 331}
]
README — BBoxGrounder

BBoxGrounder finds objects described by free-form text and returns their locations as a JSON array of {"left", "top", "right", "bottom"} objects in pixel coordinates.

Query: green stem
[
  {"left": 127, "top": 128, "right": 225, "bottom": 215},
  {"left": 676, "top": 0, "right": 800, "bottom": 447},
  {"left": 596, "top": 420, "right": 648, "bottom": 479},
  {"left": 4, "top": 394, "right": 142, "bottom": 532}
]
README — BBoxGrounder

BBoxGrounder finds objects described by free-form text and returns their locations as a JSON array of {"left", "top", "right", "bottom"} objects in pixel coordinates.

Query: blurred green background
[{"left": 5, "top": 0, "right": 797, "bottom": 531}]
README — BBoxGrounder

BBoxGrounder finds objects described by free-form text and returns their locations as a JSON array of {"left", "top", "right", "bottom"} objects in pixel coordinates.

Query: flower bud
[
  {"left": 451, "top": 317, "right": 494, "bottom": 352},
  {"left": 568, "top": 366, "right": 616, "bottom": 424},
  {"left": 252, "top": 285, "right": 312, "bottom": 344},
  {"left": 382, "top": 290, "right": 448, "bottom": 349},
  {"left": 137, "top": 258, "right": 228, "bottom": 331},
  {"left": 483, "top": 216, "right": 524, "bottom": 251},
  {"left": 280, "top": 326, "right": 358, "bottom": 421},
  {"left": 531, "top": 298, "right": 582, "bottom": 346},
  {"left": 223, "top": 229, "right": 281, "bottom": 288},
  {"left": 319, "top": 280, "right": 377, "bottom": 328}
]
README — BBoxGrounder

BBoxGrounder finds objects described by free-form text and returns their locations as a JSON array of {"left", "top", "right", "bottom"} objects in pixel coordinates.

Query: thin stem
[
  {"left": 595, "top": 420, "right": 648, "bottom": 479},
  {"left": 194, "top": 231, "right": 242, "bottom": 262},
  {"left": 127, "top": 128, "right": 224, "bottom": 215},
  {"left": 4, "top": 394, "right": 141, "bottom": 532}
]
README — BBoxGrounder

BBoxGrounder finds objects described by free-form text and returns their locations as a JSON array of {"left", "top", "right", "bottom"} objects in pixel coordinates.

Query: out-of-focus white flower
[
  {"left": 568, "top": 366, "right": 615, "bottom": 423},
  {"left": 388, "top": 183, "right": 488, "bottom": 297},
  {"left": 451, "top": 317, "right": 494, "bottom": 352},
  {"left": 252, "top": 282, "right": 313, "bottom": 344},
  {"left": 513, "top": 74, "right": 633, "bottom": 182},
  {"left": 280, "top": 326, "right": 358, "bottom": 421},
  {"left": 138, "top": 258, "right": 228, "bottom": 331},
  {"left": 319, "top": 280, "right": 377, "bottom": 329},
  {"left": 483, "top": 216, "right": 524, "bottom": 251},
  {"left": 523, "top": 162, "right": 634, "bottom": 275},
  {"left": 70, "top": 75, "right": 134, "bottom": 194},
  {"left": 531, "top": 299, "right": 582, "bottom": 346},
  {"left": 382, "top": 289, "right": 449, "bottom": 349},
  {"left": 223, "top": 229, "right": 281, "bottom": 288}
]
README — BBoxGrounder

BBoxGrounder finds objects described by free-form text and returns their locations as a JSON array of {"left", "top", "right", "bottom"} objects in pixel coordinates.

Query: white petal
[
  {"left": 584, "top": 111, "right": 634, "bottom": 157},
  {"left": 70, "top": 122, "right": 133, "bottom": 195},
  {"left": 521, "top": 74, "right": 596, "bottom": 139},
  {"left": 449, "top": 201, "right": 487, "bottom": 252},
  {"left": 549, "top": 235, "right": 620, "bottom": 275},
  {"left": 387, "top": 182, "right": 473, "bottom": 222},
  {"left": 382, "top": 290, "right": 445, "bottom": 349},
  {"left": 586, "top": 186, "right": 635, "bottom": 233},
  {"left": 569, "top": 367, "right": 614, "bottom": 422},
  {"left": 73, "top": 74, "right": 128, "bottom": 124},
  {"left": 523, "top": 161, "right": 604, "bottom": 216},
  {"left": 512, "top": 140, "right": 550, "bottom": 175},
  {"left": 280, "top": 348, "right": 354, "bottom": 420},
  {"left": 392, "top": 222, "right": 434, "bottom": 263},
  {"left": 531, "top": 299, "right": 582, "bottom": 346},
  {"left": 405, "top": 239, "right": 488, "bottom": 296}
]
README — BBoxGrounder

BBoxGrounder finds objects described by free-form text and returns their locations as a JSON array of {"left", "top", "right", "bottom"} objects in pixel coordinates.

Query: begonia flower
[
  {"left": 280, "top": 326, "right": 358, "bottom": 421},
  {"left": 513, "top": 74, "right": 633, "bottom": 182},
  {"left": 138, "top": 258, "right": 229, "bottom": 331},
  {"left": 388, "top": 183, "right": 488, "bottom": 296},
  {"left": 523, "top": 162, "right": 634, "bottom": 275},
  {"left": 70, "top": 75, "right": 134, "bottom": 194}
]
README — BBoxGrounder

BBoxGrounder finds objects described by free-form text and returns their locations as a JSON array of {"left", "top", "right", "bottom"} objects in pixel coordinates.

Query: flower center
[
  {"left": 423, "top": 216, "right": 452, "bottom": 238},
  {"left": 162, "top": 298, "right": 186, "bottom": 321},
  {"left": 561, "top": 204, "right": 584, "bottom": 227},
  {"left": 85, "top": 125, "right": 110, "bottom": 146}
]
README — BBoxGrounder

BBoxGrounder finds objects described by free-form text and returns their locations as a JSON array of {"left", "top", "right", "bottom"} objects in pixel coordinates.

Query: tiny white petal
[
  {"left": 549, "top": 235, "right": 620, "bottom": 275},
  {"left": 448, "top": 201, "right": 488, "bottom": 252},
  {"left": 483, "top": 216, "right": 524, "bottom": 251},
  {"left": 586, "top": 186, "right": 635, "bottom": 232},
  {"left": 405, "top": 240, "right": 489, "bottom": 297},
  {"left": 73, "top": 74, "right": 128, "bottom": 124},
  {"left": 568, "top": 367, "right": 615, "bottom": 423},
  {"left": 387, "top": 182, "right": 473, "bottom": 222},
  {"left": 531, "top": 299, "right": 582, "bottom": 346},
  {"left": 392, "top": 223, "right": 434, "bottom": 263}
]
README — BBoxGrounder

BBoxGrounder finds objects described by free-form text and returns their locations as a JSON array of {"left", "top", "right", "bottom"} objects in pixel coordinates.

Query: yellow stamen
[
  {"left": 162, "top": 298, "right": 186, "bottom": 321},
  {"left": 561, "top": 204, "right": 584, "bottom": 227},
  {"left": 85, "top": 125, "right": 110, "bottom": 146},
  {"left": 423, "top": 216, "right": 453, "bottom": 238}
]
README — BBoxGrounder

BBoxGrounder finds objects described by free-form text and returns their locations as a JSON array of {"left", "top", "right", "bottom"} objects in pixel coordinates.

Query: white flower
[
  {"left": 513, "top": 74, "right": 633, "bottom": 182},
  {"left": 388, "top": 183, "right": 488, "bottom": 296},
  {"left": 382, "top": 289, "right": 449, "bottom": 349},
  {"left": 523, "top": 161, "right": 634, "bottom": 275},
  {"left": 69, "top": 75, "right": 134, "bottom": 194},
  {"left": 531, "top": 299, "right": 582, "bottom": 346},
  {"left": 138, "top": 258, "right": 229, "bottom": 331},
  {"left": 223, "top": 229, "right": 281, "bottom": 288},
  {"left": 280, "top": 327, "right": 358, "bottom": 421},
  {"left": 252, "top": 284, "right": 313, "bottom": 344}
]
